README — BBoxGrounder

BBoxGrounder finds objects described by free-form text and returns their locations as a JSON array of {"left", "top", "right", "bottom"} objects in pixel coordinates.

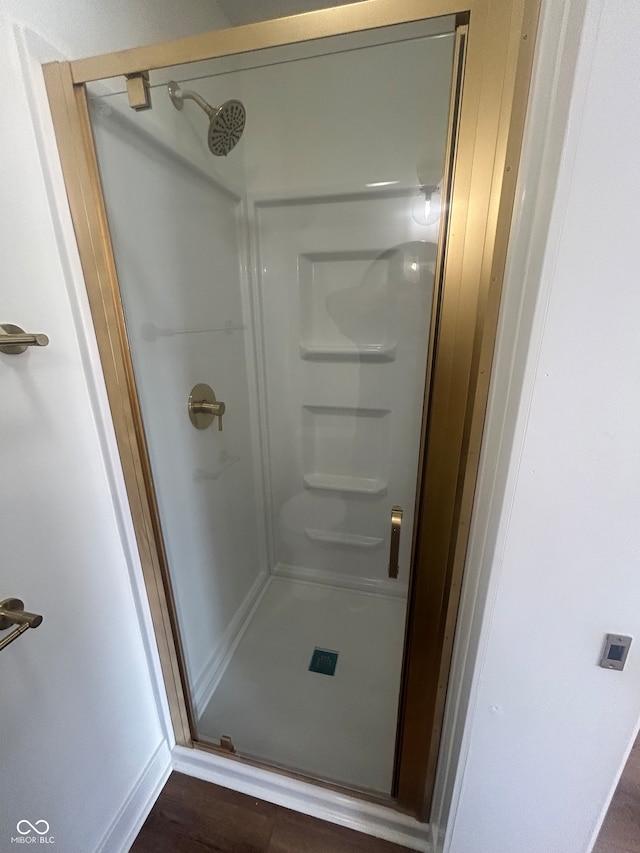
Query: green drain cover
[{"left": 309, "top": 648, "right": 338, "bottom": 676}]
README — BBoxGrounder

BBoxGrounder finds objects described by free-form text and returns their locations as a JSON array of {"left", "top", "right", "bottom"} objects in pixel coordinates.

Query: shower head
[
  {"left": 207, "top": 100, "right": 246, "bottom": 157},
  {"left": 168, "top": 81, "right": 246, "bottom": 157}
]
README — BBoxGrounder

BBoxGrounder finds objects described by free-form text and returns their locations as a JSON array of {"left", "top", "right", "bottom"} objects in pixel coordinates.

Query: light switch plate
[{"left": 599, "top": 634, "right": 632, "bottom": 671}]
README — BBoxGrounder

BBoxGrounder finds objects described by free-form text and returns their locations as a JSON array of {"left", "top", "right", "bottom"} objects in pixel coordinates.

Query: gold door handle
[
  {"left": 0, "top": 598, "right": 43, "bottom": 654},
  {"left": 0, "top": 324, "right": 49, "bottom": 355},
  {"left": 388, "top": 505, "right": 403, "bottom": 579}
]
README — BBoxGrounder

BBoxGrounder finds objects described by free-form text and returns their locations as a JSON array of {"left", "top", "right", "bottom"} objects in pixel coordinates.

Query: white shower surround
[{"left": 89, "top": 24, "right": 455, "bottom": 730}]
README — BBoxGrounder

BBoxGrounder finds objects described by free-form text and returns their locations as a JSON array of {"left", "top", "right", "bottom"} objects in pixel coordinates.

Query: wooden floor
[
  {"left": 131, "top": 772, "right": 420, "bottom": 853},
  {"left": 593, "top": 734, "right": 640, "bottom": 853}
]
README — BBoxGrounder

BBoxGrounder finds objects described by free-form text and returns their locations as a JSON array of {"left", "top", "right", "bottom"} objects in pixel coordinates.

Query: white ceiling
[{"left": 214, "top": 0, "right": 364, "bottom": 27}]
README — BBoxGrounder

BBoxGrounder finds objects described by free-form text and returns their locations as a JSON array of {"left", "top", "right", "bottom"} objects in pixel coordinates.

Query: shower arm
[{"left": 178, "top": 88, "right": 216, "bottom": 119}]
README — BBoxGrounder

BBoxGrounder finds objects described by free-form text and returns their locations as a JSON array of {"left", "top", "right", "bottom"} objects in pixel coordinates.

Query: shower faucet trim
[{"left": 188, "top": 383, "right": 226, "bottom": 431}]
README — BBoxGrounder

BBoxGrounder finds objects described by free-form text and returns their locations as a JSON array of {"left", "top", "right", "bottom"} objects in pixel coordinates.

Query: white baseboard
[
  {"left": 97, "top": 740, "right": 171, "bottom": 853},
  {"left": 172, "top": 745, "right": 432, "bottom": 852},
  {"left": 272, "top": 562, "right": 408, "bottom": 598},
  {"left": 192, "top": 571, "right": 269, "bottom": 715}
]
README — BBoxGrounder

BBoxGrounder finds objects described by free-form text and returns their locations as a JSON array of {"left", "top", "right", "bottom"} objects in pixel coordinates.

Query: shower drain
[{"left": 308, "top": 647, "right": 339, "bottom": 676}]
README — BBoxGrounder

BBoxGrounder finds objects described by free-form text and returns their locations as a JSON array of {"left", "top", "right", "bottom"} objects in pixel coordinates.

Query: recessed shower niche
[
  {"left": 298, "top": 251, "right": 398, "bottom": 361},
  {"left": 302, "top": 405, "right": 390, "bottom": 495}
]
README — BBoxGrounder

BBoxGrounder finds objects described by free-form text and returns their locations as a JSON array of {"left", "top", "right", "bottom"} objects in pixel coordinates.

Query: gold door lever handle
[
  {"left": 0, "top": 324, "right": 49, "bottom": 355},
  {"left": 0, "top": 598, "right": 43, "bottom": 654},
  {"left": 388, "top": 505, "right": 403, "bottom": 579},
  {"left": 188, "top": 383, "right": 226, "bottom": 430}
]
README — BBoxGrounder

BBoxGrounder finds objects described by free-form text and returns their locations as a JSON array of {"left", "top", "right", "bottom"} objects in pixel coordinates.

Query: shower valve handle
[
  {"left": 194, "top": 399, "right": 225, "bottom": 430},
  {"left": 188, "top": 383, "right": 225, "bottom": 431}
]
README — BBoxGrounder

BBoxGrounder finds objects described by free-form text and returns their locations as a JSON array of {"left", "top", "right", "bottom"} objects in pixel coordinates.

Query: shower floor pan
[{"left": 197, "top": 575, "right": 406, "bottom": 794}]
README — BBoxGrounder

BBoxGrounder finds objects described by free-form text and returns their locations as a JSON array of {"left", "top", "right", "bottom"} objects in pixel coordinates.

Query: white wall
[
  {"left": 434, "top": 1, "right": 640, "bottom": 850},
  {"left": 0, "top": 2, "right": 228, "bottom": 851}
]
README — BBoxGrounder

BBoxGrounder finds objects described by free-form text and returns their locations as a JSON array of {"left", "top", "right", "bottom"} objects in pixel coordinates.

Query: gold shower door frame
[{"left": 43, "top": 0, "right": 540, "bottom": 820}]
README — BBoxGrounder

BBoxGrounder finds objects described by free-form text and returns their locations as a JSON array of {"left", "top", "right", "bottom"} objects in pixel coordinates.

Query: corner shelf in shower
[
  {"left": 304, "top": 528, "right": 384, "bottom": 549},
  {"left": 299, "top": 343, "right": 396, "bottom": 362},
  {"left": 303, "top": 473, "right": 387, "bottom": 495}
]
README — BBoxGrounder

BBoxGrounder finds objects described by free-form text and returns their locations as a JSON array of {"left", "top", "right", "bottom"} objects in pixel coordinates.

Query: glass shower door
[{"left": 88, "top": 16, "right": 457, "bottom": 795}]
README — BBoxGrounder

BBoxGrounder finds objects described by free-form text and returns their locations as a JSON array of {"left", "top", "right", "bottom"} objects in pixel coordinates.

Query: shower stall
[{"left": 44, "top": 0, "right": 537, "bottom": 824}]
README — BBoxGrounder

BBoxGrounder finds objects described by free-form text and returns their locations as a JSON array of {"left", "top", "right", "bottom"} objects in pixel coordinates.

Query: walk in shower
[
  {"left": 45, "top": 0, "right": 537, "bottom": 822},
  {"left": 85, "top": 17, "right": 455, "bottom": 796}
]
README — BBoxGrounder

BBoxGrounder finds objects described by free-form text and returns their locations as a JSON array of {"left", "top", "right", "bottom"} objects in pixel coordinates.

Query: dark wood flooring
[
  {"left": 593, "top": 735, "right": 640, "bottom": 853},
  {"left": 130, "top": 772, "right": 419, "bottom": 853}
]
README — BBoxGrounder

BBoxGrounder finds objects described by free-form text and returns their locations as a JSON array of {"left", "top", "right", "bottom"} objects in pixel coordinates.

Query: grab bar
[{"left": 0, "top": 598, "right": 43, "bottom": 653}]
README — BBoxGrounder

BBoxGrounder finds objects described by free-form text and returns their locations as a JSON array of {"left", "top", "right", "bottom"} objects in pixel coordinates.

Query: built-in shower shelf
[
  {"left": 304, "top": 528, "right": 384, "bottom": 549},
  {"left": 299, "top": 344, "right": 396, "bottom": 362},
  {"left": 303, "top": 473, "right": 387, "bottom": 495}
]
